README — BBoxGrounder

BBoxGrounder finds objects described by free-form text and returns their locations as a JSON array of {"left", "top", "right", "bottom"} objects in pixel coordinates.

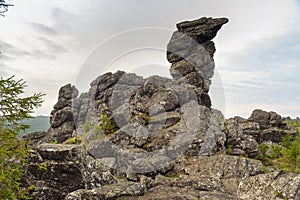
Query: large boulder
[{"left": 22, "top": 144, "right": 117, "bottom": 199}]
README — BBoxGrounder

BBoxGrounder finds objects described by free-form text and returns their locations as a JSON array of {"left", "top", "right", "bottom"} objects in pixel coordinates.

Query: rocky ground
[{"left": 21, "top": 17, "right": 300, "bottom": 200}]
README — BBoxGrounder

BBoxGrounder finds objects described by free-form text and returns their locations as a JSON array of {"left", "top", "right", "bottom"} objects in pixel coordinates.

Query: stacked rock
[
  {"left": 46, "top": 84, "right": 78, "bottom": 143},
  {"left": 167, "top": 17, "right": 228, "bottom": 107}
]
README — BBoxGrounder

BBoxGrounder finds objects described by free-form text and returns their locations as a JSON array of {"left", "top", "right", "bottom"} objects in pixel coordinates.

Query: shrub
[{"left": 99, "top": 114, "right": 115, "bottom": 134}]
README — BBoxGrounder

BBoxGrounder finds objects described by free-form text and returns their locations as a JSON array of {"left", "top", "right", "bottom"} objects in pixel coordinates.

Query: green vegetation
[
  {"left": 256, "top": 119, "right": 300, "bottom": 174},
  {"left": 164, "top": 171, "right": 180, "bottom": 179},
  {"left": 38, "top": 162, "right": 47, "bottom": 171},
  {"left": 99, "top": 114, "right": 115, "bottom": 134},
  {"left": 81, "top": 114, "right": 115, "bottom": 150},
  {"left": 0, "top": 76, "right": 44, "bottom": 199},
  {"left": 83, "top": 114, "right": 115, "bottom": 135},
  {"left": 64, "top": 137, "right": 82, "bottom": 145},
  {"left": 82, "top": 117, "right": 94, "bottom": 133},
  {"left": 274, "top": 191, "right": 283, "bottom": 198},
  {"left": 279, "top": 132, "right": 300, "bottom": 173},
  {"left": 226, "top": 145, "right": 232, "bottom": 155}
]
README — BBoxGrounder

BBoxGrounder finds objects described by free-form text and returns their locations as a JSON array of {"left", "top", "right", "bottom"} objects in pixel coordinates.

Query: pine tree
[
  {"left": 280, "top": 129, "right": 300, "bottom": 173},
  {"left": 0, "top": 76, "right": 44, "bottom": 199}
]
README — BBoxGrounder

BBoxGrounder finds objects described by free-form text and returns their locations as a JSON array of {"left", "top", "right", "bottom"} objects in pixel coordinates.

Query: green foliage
[
  {"left": 50, "top": 141, "right": 58, "bottom": 144},
  {"left": 261, "top": 166, "right": 271, "bottom": 173},
  {"left": 0, "top": 76, "right": 44, "bottom": 132},
  {"left": 95, "top": 133, "right": 106, "bottom": 140},
  {"left": 99, "top": 114, "right": 115, "bottom": 134},
  {"left": 278, "top": 120, "right": 300, "bottom": 173},
  {"left": 164, "top": 171, "right": 180, "bottom": 179},
  {"left": 279, "top": 131, "right": 300, "bottom": 173},
  {"left": 224, "top": 125, "right": 230, "bottom": 133},
  {"left": 226, "top": 145, "right": 232, "bottom": 155},
  {"left": 255, "top": 120, "right": 300, "bottom": 174},
  {"left": 38, "top": 162, "right": 47, "bottom": 171},
  {"left": 81, "top": 115, "right": 115, "bottom": 150},
  {"left": 0, "top": 128, "right": 30, "bottom": 199},
  {"left": 281, "top": 133, "right": 294, "bottom": 149},
  {"left": 285, "top": 119, "right": 300, "bottom": 133},
  {"left": 64, "top": 137, "right": 82, "bottom": 145},
  {"left": 0, "top": 76, "right": 44, "bottom": 199},
  {"left": 274, "top": 191, "right": 284, "bottom": 198},
  {"left": 83, "top": 114, "right": 115, "bottom": 135},
  {"left": 256, "top": 144, "right": 270, "bottom": 162},
  {"left": 83, "top": 117, "right": 94, "bottom": 133}
]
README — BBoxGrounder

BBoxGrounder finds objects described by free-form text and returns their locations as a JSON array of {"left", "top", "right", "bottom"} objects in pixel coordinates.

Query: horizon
[{"left": 1, "top": 0, "right": 300, "bottom": 118}]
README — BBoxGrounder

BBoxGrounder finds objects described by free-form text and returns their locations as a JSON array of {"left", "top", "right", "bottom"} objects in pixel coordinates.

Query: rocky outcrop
[
  {"left": 167, "top": 17, "right": 228, "bottom": 108},
  {"left": 45, "top": 84, "right": 78, "bottom": 143},
  {"left": 22, "top": 144, "right": 117, "bottom": 199},
  {"left": 224, "top": 109, "right": 289, "bottom": 158},
  {"left": 79, "top": 17, "right": 229, "bottom": 176},
  {"left": 21, "top": 17, "right": 300, "bottom": 200},
  {"left": 22, "top": 144, "right": 85, "bottom": 199}
]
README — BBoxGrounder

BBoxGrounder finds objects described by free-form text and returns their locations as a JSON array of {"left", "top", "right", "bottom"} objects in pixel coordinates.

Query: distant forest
[{"left": 19, "top": 116, "right": 50, "bottom": 135}]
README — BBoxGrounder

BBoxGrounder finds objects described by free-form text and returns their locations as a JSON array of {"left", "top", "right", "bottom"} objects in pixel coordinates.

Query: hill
[{"left": 19, "top": 115, "right": 50, "bottom": 135}]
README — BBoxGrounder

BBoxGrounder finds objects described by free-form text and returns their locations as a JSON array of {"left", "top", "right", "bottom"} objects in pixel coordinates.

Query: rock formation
[
  {"left": 22, "top": 17, "right": 300, "bottom": 200},
  {"left": 225, "top": 109, "right": 289, "bottom": 158}
]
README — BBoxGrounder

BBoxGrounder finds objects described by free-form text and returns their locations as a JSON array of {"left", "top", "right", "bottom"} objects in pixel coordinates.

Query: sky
[{"left": 0, "top": 0, "right": 299, "bottom": 118}]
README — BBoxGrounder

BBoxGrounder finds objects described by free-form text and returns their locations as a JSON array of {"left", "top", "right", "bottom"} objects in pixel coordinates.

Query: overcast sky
[{"left": 0, "top": 0, "right": 299, "bottom": 118}]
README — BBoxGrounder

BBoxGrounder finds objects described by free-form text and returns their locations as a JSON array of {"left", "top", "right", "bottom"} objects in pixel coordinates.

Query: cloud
[
  {"left": 217, "top": 28, "right": 300, "bottom": 117},
  {"left": 28, "top": 22, "right": 58, "bottom": 36},
  {"left": 37, "top": 36, "right": 68, "bottom": 54},
  {"left": 0, "top": 62, "right": 9, "bottom": 77},
  {"left": 0, "top": 40, "right": 31, "bottom": 58},
  {"left": 31, "top": 49, "right": 56, "bottom": 60}
]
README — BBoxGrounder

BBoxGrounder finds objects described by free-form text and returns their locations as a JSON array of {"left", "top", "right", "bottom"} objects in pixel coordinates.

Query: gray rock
[
  {"left": 225, "top": 110, "right": 289, "bottom": 158},
  {"left": 44, "top": 84, "right": 78, "bottom": 143},
  {"left": 65, "top": 182, "right": 147, "bottom": 200},
  {"left": 238, "top": 171, "right": 300, "bottom": 200},
  {"left": 249, "top": 109, "right": 270, "bottom": 129}
]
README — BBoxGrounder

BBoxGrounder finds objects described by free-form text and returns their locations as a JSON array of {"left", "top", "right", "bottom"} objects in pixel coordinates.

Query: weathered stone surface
[
  {"left": 238, "top": 171, "right": 300, "bottom": 200},
  {"left": 21, "top": 17, "right": 300, "bottom": 200},
  {"left": 225, "top": 110, "right": 289, "bottom": 158},
  {"left": 22, "top": 145, "right": 85, "bottom": 199},
  {"left": 22, "top": 131, "right": 47, "bottom": 148},
  {"left": 65, "top": 182, "right": 147, "bottom": 200},
  {"left": 171, "top": 154, "right": 264, "bottom": 179},
  {"left": 166, "top": 17, "right": 228, "bottom": 111},
  {"left": 176, "top": 17, "right": 229, "bottom": 43},
  {"left": 43, "top": 84, "right": 78, "bottom": 143},
  {"left": 22, "top": 144, "right": 117, "bottom": 199}
]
